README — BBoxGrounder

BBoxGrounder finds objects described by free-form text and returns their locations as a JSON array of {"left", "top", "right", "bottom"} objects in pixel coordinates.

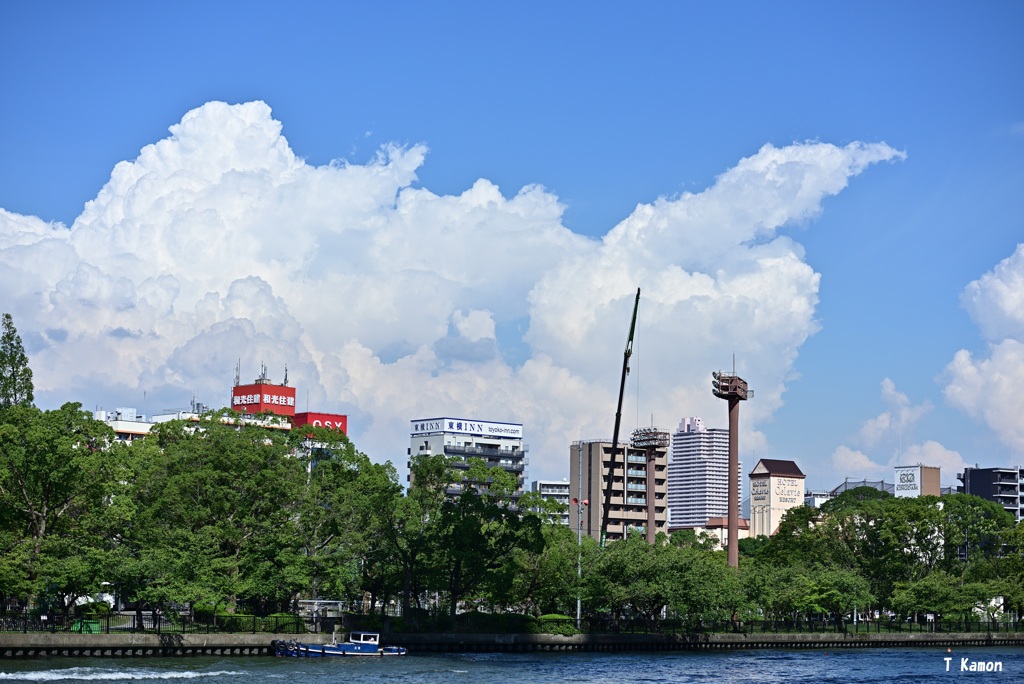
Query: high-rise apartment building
[
  {"left": 569, "top": 438, "right": 668, "bottom": 543},
  {"left": 667, "top": 417, "right": 739, "bottom": 528},
  {"left": 957, "top": 466, "right": 1024, "bottom": 522}
]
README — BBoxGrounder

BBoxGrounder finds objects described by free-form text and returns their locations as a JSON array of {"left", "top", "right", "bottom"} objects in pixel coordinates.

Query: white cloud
[
  {"left": 831, "top": 445, "right": 887, "bottom": 479},
  {"left": 831, "top": 380, "right": 966, "bottom": 483},
  {"left": 831, "top": 440, "right": 967, "bottom": 484},
  {"left": 944, "top": 243, "right": 1024, "bottom": 458},
  {"left": 960, "top": 243, "right": 1024, "bottom": 343},
  {"left": 452, "top": 310, "right": 495, "bottom": 342},
  {"left": 898, "top": 440, "right": 969, "bottom": 477},
  {"left": 858, "top": 378, "right": 931, "bottom": 447},
  {"left": 0, "top": 101, "right": 904, "bottom": 480},
  {"left": 945, "top": 340, "right": 1024, "bottom": 455}
]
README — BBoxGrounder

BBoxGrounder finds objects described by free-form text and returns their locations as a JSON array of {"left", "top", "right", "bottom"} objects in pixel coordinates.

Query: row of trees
[{"left": 2, "top": 312, "right": 1024, "bottom": 628}]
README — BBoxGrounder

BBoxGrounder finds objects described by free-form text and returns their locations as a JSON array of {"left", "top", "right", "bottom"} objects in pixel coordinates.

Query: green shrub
[
  {"left": 537, "top": 614, "right": 579, "bottom": 636},
  {"left": 74, "top": 601, "right": 112, "bottom": 618},
  {"left": 258, "top": 613, "right": 304, "bottom": 633}
]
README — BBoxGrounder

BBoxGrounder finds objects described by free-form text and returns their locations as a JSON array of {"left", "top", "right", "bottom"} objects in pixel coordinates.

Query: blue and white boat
[{"left": 273, "top": 631, "right": 407, "bottom": 657}]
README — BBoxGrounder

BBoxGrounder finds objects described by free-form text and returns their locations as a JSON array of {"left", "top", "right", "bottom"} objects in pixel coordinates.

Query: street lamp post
[{"left": 573, "top": 495, "right": 588, "bottom": 629}]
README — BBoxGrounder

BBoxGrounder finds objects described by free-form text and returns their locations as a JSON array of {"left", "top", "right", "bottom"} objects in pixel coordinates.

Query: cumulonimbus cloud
[
  {"left": 0, "top": 101, "right": 905, "bottom": 479},
  {"left": 942, "top": 242, "right": 1024, "bottom": 456},
  {"left": 944, "top": 244, "right": 1024, "bottom": 458}
]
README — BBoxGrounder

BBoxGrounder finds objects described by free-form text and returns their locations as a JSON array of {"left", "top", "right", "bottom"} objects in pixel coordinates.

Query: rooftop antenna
[
  {"left": 234, "top": 360, "right": 241, "bottom": 387},
  {"left": 283, "top": 365, "right": 289, "bottom": 387}
]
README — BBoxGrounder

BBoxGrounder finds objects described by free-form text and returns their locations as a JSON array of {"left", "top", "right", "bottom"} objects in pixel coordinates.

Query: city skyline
[{"left": 1, "top": 3, "right": 1022, "bottom": 490}]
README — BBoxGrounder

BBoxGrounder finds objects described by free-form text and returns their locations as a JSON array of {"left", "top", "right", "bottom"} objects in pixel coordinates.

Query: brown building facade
[{"left": 569, "top": 440, "right": 668, "bottom": 543}]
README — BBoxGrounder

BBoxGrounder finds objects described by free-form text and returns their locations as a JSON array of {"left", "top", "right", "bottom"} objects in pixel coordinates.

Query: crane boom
[{"left": 599, "top": 287, "right": 640, "bottom": 547}]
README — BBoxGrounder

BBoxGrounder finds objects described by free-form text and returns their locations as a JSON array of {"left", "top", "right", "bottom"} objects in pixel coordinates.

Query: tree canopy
[
  {"left": 0, "top": 313, "right": 34, "bottom": 411},
  {"left": 0, "top": 336, "right": 1021, "bottom": 628}
]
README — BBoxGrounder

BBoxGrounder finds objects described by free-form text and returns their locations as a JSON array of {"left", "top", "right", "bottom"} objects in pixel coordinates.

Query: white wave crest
[{"left": 0, "top": 668, "right": 247, "bottom": 682}]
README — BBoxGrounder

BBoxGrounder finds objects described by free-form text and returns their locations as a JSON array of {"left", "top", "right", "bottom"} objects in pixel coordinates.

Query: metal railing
[
  {"left": 0, "top": 612, "right": 312, "bottom": 635},
  {"left": 4, "top": 611, "right": 1021, "bottom": 638}
]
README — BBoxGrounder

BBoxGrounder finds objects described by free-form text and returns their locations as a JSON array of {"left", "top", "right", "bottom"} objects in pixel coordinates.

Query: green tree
[
  {"left": 136, "top": 410, "right": 306, "bottom": 615},
  {"left": 0, "top": 403, "right": 118, "bottom": 606},
  {"left": 433, "top": 459, "right": 543, "bottom": 618},
  {"left": 0, "top": 313, "right": 34, "bottom": 411},
  {"left": 668, "top": 545, "right": 744, "bottom": 624},
  {"left": 587, "top": 530, "right": 673, "bottom": 621},
  {"left": 671, "top": 528, "right": 720, "bottom": 552},
  {"left": 938, "top": 493, "right": 1015, "bottom": 579},
  {"left": 292, "top": 426, "right": 402, "bottom": 610},
  {"left": 383, "top": 453, "right": 454, "bottom": 617},
  {"left": 493, "top": 504, "right": 581, "bottom": 616},
  {"left": 890, "top": 570, "right": 972, "bottom": 620}
]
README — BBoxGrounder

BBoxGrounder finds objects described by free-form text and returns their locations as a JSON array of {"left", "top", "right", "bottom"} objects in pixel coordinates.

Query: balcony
[
  {"left": 445, "top": 444, "right": 529, "bottom": 458},
  {"left": 626, "top": 497, "right": 647, "bottom": 505},
  {"left": 627, "top": 469, "right": 646, "bottom": 477},
  {"left": 627, "top": 455, "right": 647, "bottom": 464},
  {"left": 497, "top": 459, "right": 528, "bottom": 471},
  {"left": 627, "top": 483, "right": 647, "bottom": 492}
]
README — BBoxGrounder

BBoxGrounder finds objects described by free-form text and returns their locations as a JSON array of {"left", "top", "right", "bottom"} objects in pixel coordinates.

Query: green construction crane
[{"left": 599, "top": 287, "right": 640, "bottom": 548}]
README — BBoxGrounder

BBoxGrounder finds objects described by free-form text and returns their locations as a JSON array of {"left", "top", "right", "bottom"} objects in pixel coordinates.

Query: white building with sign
[
  {"left": 749, "top": 459, "right": 806, "bottom": 537},
  {"left": 408, "top": 417, "right": 527, "bottom": 499},
  {"left": 894, "top": 464, "right": 941, "bottom": 498}
]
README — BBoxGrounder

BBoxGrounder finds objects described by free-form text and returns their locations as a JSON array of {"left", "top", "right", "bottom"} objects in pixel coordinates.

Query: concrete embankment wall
[
  {"left": 4, "top": 631, "right": 1024, "bottom": 657},
  {"left": 0, "top": 633, "right": 297, "bottom": 658},
  {"left": 400, "top": 631, "right": 1024, "bottom": 652}
]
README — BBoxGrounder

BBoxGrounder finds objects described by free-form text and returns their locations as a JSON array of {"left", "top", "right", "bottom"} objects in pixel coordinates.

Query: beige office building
[
  {"left": 569, "top": 439, "right": 668, "bottom": 543},
  {"left": 749, "top": 459, "right": 806, "bottom": 537}
]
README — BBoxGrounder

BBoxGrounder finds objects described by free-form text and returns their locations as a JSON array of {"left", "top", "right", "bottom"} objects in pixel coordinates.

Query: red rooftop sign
[
  {"left": 232, "top": 382, "right": 297, "bottom": 417},
  {"left": 293, "top": 412, "right": 347, "bottom": 433}
]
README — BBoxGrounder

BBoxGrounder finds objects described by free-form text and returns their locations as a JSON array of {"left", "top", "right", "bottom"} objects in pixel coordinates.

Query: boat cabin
[{"left": 349, "top": 631, "right": 379, "bottom": 645}]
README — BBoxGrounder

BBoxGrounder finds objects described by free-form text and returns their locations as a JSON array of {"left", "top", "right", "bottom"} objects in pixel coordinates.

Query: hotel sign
[
  {"left": 411, "top": 417, "right": 523, "bottom": 439},
  {"left": 750, "top": 477, "right": 770, "bottom": 503}
]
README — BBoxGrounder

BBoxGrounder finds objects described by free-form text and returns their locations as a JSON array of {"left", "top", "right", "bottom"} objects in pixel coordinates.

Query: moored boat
[{"left": 272, "top": 631, "right": 407, "bottom": 657}]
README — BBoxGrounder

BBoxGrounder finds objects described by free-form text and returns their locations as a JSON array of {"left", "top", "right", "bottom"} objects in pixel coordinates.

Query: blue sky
[{"left": 2, "top": 2, "right": 1022, "bottom": 490}]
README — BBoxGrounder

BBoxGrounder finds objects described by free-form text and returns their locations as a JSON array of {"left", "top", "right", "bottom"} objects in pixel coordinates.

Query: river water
[{"left": 1, "top": 647, "right": 1021, "bottom": 683}]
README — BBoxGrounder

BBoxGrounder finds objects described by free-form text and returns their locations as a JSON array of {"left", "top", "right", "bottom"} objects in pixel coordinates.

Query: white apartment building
[
  {"left": 407, "top": 417, "right": 528, "bottom": 499},
  {"left": 667, "top": 416, "right": 740, "bottom": 528},
  {"left": 531, "top": 479, "right": 571, "bottom": 525}
]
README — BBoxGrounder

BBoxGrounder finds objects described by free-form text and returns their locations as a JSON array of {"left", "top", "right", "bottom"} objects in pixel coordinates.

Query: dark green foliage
[
  {"left": 535, "top": 614, "right": 578, "bottom": 635},
  {"left": 0, "top": 314, "right": 34, "bottom": 411},
  {"left": 0, "top": 402, "right": 120, "bottom": 610},
  {"left": 3, "top": 390, "right": 1022, "bottom": 632}
]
